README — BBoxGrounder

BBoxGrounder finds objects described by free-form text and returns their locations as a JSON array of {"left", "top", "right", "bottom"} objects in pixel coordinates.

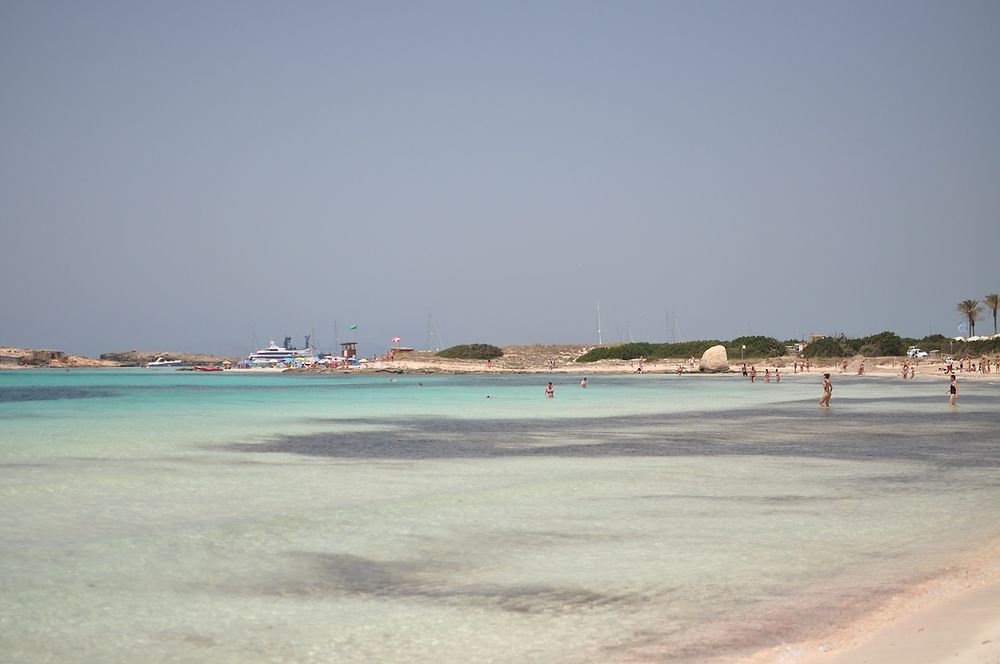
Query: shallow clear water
[{"left": 2, "top": 369, "right": 999, "bottom": 663}]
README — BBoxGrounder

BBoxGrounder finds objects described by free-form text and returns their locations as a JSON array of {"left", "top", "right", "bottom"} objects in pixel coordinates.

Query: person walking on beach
[
  {"left": 948, "top": 374, "right": 958, "bottom": 407},
  {"left": 775, "top": 368, "right": 780, "bottom": 383},
  {"left": 750, "top": 366, "right": 757, "bottom": 383},
  {"left": 820, "top": 373, "right": 832, "bottom": 407},
  {"left": 545, "top": 382, "right": 555, "bottom": 398},
  {"left": 841, "top": 358, "right": 848, "bottom": 374}
]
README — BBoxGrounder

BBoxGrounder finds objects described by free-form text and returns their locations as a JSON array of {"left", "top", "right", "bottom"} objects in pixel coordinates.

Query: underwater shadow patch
[
  {"left": 222, "top": 407, "right": 1000, "bottom": 468},
  {"left": 0, "top": 386, "right": 119, "bottom": 402},
  {"left": 230, "top": 551, "right": 638, "bottom": 614}
]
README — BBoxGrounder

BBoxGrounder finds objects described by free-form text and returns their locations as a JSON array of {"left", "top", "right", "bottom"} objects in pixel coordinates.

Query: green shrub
[
  {"left": 436, "top": 344, "right": 503, "bottom": 360},
  {"left": 803, "top": 336, "right": 849, "bottom": 358},
  {"left": 577, "top": 337, "right": 785, "bottom": 363},
  {"left": 575, "top": 331, "right": 996, "bottom": 363},
  {"left": 726, "top": 336, "right": 786, "bottom": 359},
  {"left": 916, "top": 335, "right": 950, "bottom": 352},
  {"left": 576, "top": 341, "right": 720, "bottom": 362},
  {"left": 846, "top": 331, "right": 905, "bottom": 356},
  {"left": 952, "top": 338, "right": 1000, "bottom": 355}
]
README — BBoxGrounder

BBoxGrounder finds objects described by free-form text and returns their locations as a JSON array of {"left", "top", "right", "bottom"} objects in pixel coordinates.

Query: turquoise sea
[{"left": 2, "top": 369, "right": 999, "bottom": 663}]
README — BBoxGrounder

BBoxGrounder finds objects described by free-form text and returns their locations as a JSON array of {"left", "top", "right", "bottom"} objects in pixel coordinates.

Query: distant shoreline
[{"left": 3, "top": 345, "right": 997, "bottom": 381}]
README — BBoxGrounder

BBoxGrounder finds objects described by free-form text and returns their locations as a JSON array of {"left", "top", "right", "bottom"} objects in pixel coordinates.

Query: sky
[{"left": 2, "top": 1, "right": 998, "bottom": 358}]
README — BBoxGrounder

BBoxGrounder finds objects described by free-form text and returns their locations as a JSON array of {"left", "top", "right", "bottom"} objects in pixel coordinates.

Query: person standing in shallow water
[
  {"left": 820, "top": 373, "right": 832, "bottom": 407},
  {"left": 580, "top": 377, "right": 588, "bottom": 388},
  {"left": 948, "top": 374, "right": 958, "bottom": 407},
  {"left": 545, "top": 382, "right": 554, "bottom": 398}
]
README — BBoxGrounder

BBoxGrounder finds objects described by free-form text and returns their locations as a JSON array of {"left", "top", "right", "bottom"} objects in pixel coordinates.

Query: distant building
[{"left": 29, "top": 350, "right": 65, "bottom": 365}]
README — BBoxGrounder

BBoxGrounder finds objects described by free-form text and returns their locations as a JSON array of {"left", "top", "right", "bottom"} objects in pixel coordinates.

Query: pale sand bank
[
  {"left": 746, "top": 540, "right": 1000, "bottom": 664},
  {"left": 816, "top": 581, "right": 1000, "bottom": 663}
]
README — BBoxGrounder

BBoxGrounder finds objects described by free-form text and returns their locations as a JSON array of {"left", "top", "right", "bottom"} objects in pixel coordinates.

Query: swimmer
[
  {"left": 820, "top": 373, "right": 832, "bottom": 407},
  {"left": 545, "top": 382, "right": 554, "bottom": 398},
  {"left": 580, "top": 377, "right": 588, "bottom": 388},
  {"left": 948, "top": 374, "right": 957, "bottom": 407}
]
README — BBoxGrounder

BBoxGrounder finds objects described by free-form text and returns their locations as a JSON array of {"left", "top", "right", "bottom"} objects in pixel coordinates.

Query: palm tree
[
  {"left": 986, "top": 293, "right": 1000, "bottom": 336},
  {"left": 956, "top": 299, "right": 982, "bottom": 338}
]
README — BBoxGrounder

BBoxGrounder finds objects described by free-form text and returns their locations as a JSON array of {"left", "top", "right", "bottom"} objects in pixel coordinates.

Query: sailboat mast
[
  {"left": 597, "top": 301, "right": 602, "bottom": 345},
  {"left": 431, "top": 316, "right": 445, "bottom": 351}
]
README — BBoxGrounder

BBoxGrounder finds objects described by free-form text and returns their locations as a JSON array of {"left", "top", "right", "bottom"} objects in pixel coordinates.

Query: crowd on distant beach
[{"left": 541, "top": 355, "right": 990, "bottom": 410}]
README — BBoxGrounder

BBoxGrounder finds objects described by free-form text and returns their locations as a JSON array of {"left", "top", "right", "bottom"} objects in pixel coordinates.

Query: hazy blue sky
[{"left": 2, "top": 1, "right": 998, "bottom": 357}]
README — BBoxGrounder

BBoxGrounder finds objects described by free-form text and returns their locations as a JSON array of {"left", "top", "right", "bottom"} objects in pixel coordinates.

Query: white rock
[{"left": 699, "top": 345, "right": 730, "bottom": 373}]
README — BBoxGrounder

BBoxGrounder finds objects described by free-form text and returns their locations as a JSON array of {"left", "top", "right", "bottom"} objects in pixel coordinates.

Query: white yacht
[
  {"left": 246, "top": 337, "right": 316, "bottom": 364},
  {"left": 146, "top": 357, "right": 183, "bottom": 368}
]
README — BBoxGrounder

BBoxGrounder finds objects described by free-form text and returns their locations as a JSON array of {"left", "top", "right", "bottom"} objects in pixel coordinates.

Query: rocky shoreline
[
  {"left": 97, "top": 350, "right": 232, "bottom": 367},
  {"left": 0, "top": 347, "right": 231, "bottom": 369}
]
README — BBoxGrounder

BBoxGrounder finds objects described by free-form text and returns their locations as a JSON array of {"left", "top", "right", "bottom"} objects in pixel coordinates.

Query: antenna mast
[{"left": 597, "top": 301, "right": 603, "bottom": 345}]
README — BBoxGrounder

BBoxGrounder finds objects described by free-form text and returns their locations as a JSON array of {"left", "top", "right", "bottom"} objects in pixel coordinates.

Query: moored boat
[
  {"left": 146, "top": 357, "right": 183, "bottom": 368},
  {"left": 244, "top": 336, "right": 316, "bottom": 366}
]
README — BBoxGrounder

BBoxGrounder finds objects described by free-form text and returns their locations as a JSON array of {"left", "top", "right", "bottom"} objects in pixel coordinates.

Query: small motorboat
[{"left": 146, "top": 357, "right": 183, "bottom": 368}]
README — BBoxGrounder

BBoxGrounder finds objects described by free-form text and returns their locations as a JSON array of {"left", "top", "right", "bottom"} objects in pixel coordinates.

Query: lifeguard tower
[{"left": 340, "top": 342, "right": 357, "bottom": 359}]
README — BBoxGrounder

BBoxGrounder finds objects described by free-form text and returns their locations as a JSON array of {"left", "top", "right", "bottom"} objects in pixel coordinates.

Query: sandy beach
[
  {"left": 739, "top": 536, "right": 1000, "bottom": 664},
  {"left": 370, "top": 347, "right": 999, "bottom": 383}
]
